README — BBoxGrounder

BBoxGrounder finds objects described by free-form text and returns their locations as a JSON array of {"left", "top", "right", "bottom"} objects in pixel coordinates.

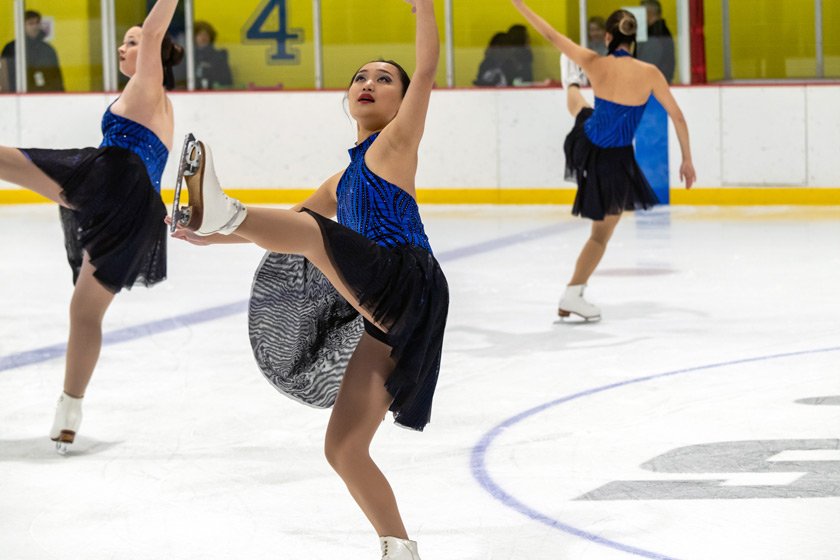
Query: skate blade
[
  {"left": 170, "top": 134, "right": 201, "bottom": 233},
  {"left": 556, "top": 310, "right": 601, "bottom": 323},
  {"left": 52, "top": 431, "right": 75, "bottom": 455},
  {"left": 182, "top": 141, "right": 206, "bottom": 231}
]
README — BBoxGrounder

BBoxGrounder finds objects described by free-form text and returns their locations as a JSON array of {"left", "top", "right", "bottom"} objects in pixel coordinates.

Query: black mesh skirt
[
  {"left": 248, "top": 210, "right": 449, "bottom": 431},
  {"left": 563, "top": 108, "right": 659, "bottom": 220},
  {"left": 21, "top": 147, "right": 167, "bottom": 293}
]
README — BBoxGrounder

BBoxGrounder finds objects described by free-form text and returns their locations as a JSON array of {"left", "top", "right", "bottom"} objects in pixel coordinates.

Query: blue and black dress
[
  {"left": 563, "top": 50, "right": 659, "bottom": 220},
  {"left": 249, "top": 133, "right": 448, "bottom": 431},
  {"left": 20, "top": 105, "right": 169, "bottom": 292}
]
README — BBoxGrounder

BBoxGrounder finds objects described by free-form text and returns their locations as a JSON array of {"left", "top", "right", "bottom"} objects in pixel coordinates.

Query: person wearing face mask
[
  {"left": 0, "top": 10, "right": 64, "bottom": 92},
  {"left": 168, "top": 1, "right": 445, "bottom": 558},
  {"left": 0, "top": 0, "right": 183, "bottom": 454}
]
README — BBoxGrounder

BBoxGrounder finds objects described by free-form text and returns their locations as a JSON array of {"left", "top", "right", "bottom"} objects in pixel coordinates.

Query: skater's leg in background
[
  {"left": 324, "top": 333, "right": 408, "bottom": 539},
  {"left": 566, "top": 85, "right": 591, "bottom": 118},
  {"left": 63, "top": 253, "right": 116, "bottom": 398},
  {"left": 568, "top": 213, "right": 621, "bottom": 286},
  {"left": 0, "top": 147, "right": 67, "bottom": 206}
]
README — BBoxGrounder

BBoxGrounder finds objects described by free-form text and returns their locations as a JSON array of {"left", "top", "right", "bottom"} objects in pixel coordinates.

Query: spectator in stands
[
  {"left": 0, "top": 10, "right": 64, "bottom": 92},
  {"left": 636, "top": 0, "right": 675, "bottom": 82},
  {"left": 194, "top": 21, "right": 232, "bottom": 90},
  {"left": 587, "top": 16, "right": 608, "bottom": 56},
  {"left": 474, "top": 25, "right": 534, "bottom": 86}
]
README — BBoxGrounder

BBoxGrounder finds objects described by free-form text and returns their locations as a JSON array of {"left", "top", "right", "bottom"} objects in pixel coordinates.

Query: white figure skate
[
  {"left": 171, "top": 135, "right": 247, "bottom": 236},
  {"left": 380, "top": 536, "right": 421, "bottom": 560},
  {"left": 49, "top": 392, "right": 83, "bottom": 455},
  {"left": 560, "top": 53, "right": 589, "bottom": 88},
  {"left": 558, "top": 284, "right": 601, "bottom": 322}
]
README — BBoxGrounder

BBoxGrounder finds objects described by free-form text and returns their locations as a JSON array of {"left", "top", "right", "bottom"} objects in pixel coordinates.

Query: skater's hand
[
  {"left": 680, "top": 160, "right": 696, "bottom": 190},
  {"left": 165, "top": 216, "right": 212, "bottom": 245},
  {"left": 402, "top": 0, "right": 416, "bottom": 14}
]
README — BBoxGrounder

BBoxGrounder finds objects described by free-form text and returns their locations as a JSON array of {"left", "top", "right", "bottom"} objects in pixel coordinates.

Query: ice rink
[{"left": 1, "top": 204, "right": 838, "bottom": 560}]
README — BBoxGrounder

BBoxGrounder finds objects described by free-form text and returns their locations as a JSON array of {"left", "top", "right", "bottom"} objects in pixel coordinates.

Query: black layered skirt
[
  {"left": 21, "top": 147, "right": 167, "bottom": 293},
  {"left": 563, "top": 108, "right": 659, "bottom": 220},
  {"left": 248, "top": 209, "right": 448, "bottom": 431}
]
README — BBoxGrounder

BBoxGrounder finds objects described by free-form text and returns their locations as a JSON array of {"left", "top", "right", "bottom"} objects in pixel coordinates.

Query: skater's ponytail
[
  {"left": 161, "top": 33, "right": 184, "bottom": 90},
  {"left": 605, "top": 9, "right": 637, "bottom": 56}
]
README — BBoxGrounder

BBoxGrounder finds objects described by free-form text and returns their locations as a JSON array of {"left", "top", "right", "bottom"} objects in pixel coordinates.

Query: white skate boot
[
  {"left": 558, "top": 284, "right": 601, "bottom": 322},
  {"left": 380, "top": 536, "right": 421, "bottom": 560},
  {"left": 560, "top": 53, "right": 589, "bottom": 88},
  {"left": 49, "top": 392, "right": 83, "bottom": 455},
  {"left": 173, "top": 136, "right": 247, "bottom": 236}
]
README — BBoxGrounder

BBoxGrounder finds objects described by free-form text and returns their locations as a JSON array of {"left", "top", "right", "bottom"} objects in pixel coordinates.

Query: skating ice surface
[{"left": 1, "top": 204, "right": 838, "bottom": 560}]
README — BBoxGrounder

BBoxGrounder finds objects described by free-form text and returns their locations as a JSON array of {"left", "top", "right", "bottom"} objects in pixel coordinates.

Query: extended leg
[
  {"left": 566, "top": 84, "right": 591, "bottom": 118},
  {"left": 324, "top": 333, "right": 408, "bottom": 538},
  {"left": 0, "top": 146, "right": 67, "bottom": 206}
]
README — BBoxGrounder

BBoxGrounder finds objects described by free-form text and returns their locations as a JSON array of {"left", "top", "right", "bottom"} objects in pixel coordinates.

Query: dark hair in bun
[
  {"left": 161, "top": 33, "right": 184, "bottom": 90},
  {"left": 605, "top": 9, "right": 637, "bottom": 56}
]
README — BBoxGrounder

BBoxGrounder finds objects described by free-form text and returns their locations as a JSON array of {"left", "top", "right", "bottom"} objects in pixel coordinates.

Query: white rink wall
[{"left": 1, "top": 85, "right": 839, "bottom": 192}]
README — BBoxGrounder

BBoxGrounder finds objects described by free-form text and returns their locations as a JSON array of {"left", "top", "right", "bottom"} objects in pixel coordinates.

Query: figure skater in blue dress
[
  {"left": 512, "top": 0, "right": 696, "bottom": 321},
  {"left": 170, "top": 1, "right": 445, "bottom": 558},
  {"left": 0, "top": 0, "right": 182, "bottom": 452}
]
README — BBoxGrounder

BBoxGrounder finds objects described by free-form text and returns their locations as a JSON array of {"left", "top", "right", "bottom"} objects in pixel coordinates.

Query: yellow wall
[
  {"left": 704, "top": 0, "right": 724, "bottom": 81},
  {"left": 705, "top": 0, "right": 830, "bottom": 80},
  {"left": 825, "top": 0, "right": 840, "bottom": 77},
  {"left": 320, "top": 0, "right": 446, "bottom": 89},
  {"left": 2, "top": 1, "right": 837, "bottom": 92},
  {"left": 196, "top": 0, "right": 315, "bottom": 89}
]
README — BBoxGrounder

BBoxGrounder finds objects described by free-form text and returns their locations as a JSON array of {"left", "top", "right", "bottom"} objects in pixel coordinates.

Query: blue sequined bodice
[
  {"left": 336, "top": 133, "right": 432, "bottom": 253},
  {"left": 99, "top": 106, "right": 169, "bottom": 192},
  {"left": 583, "top": 50, "right": 649, "bottom": 148}
]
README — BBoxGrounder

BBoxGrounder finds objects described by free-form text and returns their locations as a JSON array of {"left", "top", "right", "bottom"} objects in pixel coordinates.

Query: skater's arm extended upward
[
  {"left": 133, "top": 0, "right": 180, "bottom": 90},
  {"left": 380, "top": 0, "right": 438, "bottom": 151},
  {"left": 510, "top": 0, "right": 597, "bottom": 69}
]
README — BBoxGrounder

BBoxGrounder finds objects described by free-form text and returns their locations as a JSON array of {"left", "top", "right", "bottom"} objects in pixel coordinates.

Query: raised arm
[
  {"left": 510, "top": 0, "right": 597, "bottom": 69},
  {"left": 380, "top": 0, "right": 439, "bottom": 149},
  {"left": 650, "top": 70, "right": 696, "bottom": 189},
  {"left": 131, "top": 0, "right": 179, "bottom": 92}
]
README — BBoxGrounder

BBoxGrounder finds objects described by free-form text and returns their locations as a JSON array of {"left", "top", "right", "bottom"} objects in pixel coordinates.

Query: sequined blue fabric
[
  {"left": 583, "top": 50, "right": 649, "bottom": 148},
  {"left": 336, "top": 133, "right": 432, "bottom": 253},
  {"left": 99, "top": 107, "right": 169, "bottom": 192}
]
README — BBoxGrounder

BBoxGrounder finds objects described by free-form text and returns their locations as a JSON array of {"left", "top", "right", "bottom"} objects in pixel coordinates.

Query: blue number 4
[{"left": 245, "top": 0, "right": 304, "bottom": 62}]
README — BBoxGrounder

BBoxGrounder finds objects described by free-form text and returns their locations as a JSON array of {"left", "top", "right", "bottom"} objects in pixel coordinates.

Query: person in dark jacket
[
  {"left": 0, "top": 10, "right": 64, "bottom": 92},
  {"left": 193, "top": 21, "right": 232, "bottom": 90},
  {"left": 636, "top": 0, "right": 675, "bottom": 82}
]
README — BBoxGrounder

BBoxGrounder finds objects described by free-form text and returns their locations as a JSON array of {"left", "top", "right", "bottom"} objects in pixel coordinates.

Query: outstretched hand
[
  {"left": 680, "top": 161, "right": 696, "bottom": 190},
  {"left": 164, "top": 216, "right": 211, "bottom": 245},
  {"left": 403, "top": 0, "right": 416, "bottom": 13}
]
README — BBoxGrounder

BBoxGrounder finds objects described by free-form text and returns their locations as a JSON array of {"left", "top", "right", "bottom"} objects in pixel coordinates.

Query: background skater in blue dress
[
  {"left": 0, "top": 0, "right": 183, "bottom": 452},
  {"left": 512, "top": 0, "right": 696, "bottom": 321},
  {"left": 170, "top": 1, "right": 445, "bottom": 558}
]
